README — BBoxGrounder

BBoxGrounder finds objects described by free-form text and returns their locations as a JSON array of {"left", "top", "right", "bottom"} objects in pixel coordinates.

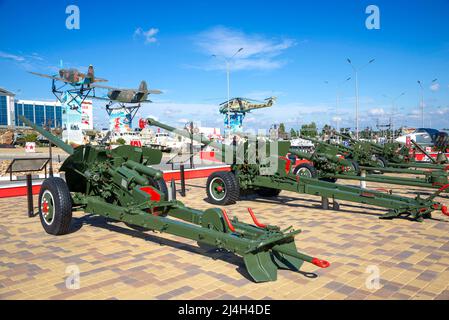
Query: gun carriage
[
  {"left": 21, "top": 115, "right": 330, "bottom": 283},
  {"left": 143, "top": 118, "right": 448, "bottom": 222}
]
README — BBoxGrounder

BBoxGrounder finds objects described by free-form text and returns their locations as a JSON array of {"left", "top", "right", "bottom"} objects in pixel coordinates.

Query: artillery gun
[
  {"left": 293, "top": 134, "right": 449, "bottom": 190},
  {"left": 20, "top": 116, "right": 330, "bottom": 283},
  {"left": 299, "top": 135, "right": 383, "bottom": 168},
  {"left": 143, "top": 118, "right": 448, "bottom": 221},
  {"left": 336, "top": 132, "right": 448, "bottom": 169},
  {"left": 334, "top": 132, "right": 409, "bottom": 165},
  {"left": 290, "top": 148, "right": 449, "bottom": 191}
]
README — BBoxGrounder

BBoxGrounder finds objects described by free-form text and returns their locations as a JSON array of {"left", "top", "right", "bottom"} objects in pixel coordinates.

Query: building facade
[
  {"left": 14, "top": 99, "right": 63, "bottom": 129},
  {"left": 0, "top": 88, "right": 16, "bottom": 127},
  {"left": 0, "top": 87, "right": 93, "bottom": 130}
]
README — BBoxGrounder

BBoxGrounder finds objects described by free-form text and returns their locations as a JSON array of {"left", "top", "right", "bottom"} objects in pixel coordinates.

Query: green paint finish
[
  {"left": 146, "top": 118, "right": 446, "bottom": 221},
  {"left": 26, "top": 120, "right": 325, "bottom": 283}
]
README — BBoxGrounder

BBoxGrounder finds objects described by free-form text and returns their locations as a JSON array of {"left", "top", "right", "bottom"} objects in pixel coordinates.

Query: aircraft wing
[
  {"left": 90, "top": 96, "right": 111, "bottom": 101},
  {"left": 29, "top": 71, "right": 65, "bottom": 82},
  {"left": 94, "top": 78, "right": 108, "bottom": 83},
  {"left": 89, "top": 83, "right": 124, "bottom": 90}
]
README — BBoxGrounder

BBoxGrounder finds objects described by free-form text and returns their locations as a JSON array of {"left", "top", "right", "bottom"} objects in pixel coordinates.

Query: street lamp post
[
  {"left": 325, "top": 77, "right": 351, "bottom": 135},
  {"left": 347, "top": 58, "right": 375, "bottom": 140},
  {"left": 417, "top": 79, "right": 437, "bottom": 128},
  {"left": 383, "top": 92, "right": 405, "bottom": 141},
  {"left": 212, "top": 48, "right": 244, "bottom": 139}
]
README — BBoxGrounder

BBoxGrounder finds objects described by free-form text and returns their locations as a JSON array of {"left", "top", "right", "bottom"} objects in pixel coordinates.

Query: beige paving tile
[{"left": 0, "top": 177, "right": 448, "bottom": 300}]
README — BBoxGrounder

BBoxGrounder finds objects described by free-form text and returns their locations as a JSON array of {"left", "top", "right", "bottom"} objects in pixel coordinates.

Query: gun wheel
[
  {"left": 293, "top": 163, "right": 318, "bottom": 178},
  {"left": 349, "top": 160, "right": 361, "bottom": 175},
  {"left": 148, "top": 177, "right": 169, "bottom": 216},
  {"left": 206, "top": 171, "right": 239, "bottom": 205},
  {"left": 38, "top": 177, "right": 73, "bottom": 235},
  {"left": 376, "top": 156, "right": 388, "bottom": 168}
]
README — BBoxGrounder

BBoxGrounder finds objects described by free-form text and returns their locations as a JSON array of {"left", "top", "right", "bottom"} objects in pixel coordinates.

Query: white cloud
[
  {"left": 195, "top": 26, "right": 296, "bottom": 71},
  {"left": 430, "top": 83, "right": 440, "bottom": 92},
  {"left": 0, "top": 50, "right": 57, "bottom": 72},
  {"left": 368, "top": 108, "right": 385, "bottom": 116},
  {"left": 0, "top": 51, "right": 26, "bottom": 62},
  {"left": 134, "top": 27, "right": 159, "bottom": 44},
  {"left": 332, "top": 116, "right": 342, "bottom": 122}
]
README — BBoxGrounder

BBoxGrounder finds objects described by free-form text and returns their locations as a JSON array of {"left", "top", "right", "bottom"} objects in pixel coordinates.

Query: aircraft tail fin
[
  {"left": 87, "top": 65, "right": 94, "bottom": 79},
  {"left": 139, "top": 80, "right": 148, "bottom": 92}
]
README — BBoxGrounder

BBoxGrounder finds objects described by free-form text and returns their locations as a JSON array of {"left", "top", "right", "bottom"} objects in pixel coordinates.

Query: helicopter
[{"left": 219, "top": 97, "right": 276, "bottom": 114}]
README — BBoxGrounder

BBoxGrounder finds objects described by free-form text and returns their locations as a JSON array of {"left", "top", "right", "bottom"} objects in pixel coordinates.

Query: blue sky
[{"left": 1, "top": 0, "right": 448, "bottom": 130}]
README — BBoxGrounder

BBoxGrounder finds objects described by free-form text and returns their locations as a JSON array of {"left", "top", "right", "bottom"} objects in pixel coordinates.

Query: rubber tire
[
  {"left": 376, "top": 156, "right": 388, "bottom": 168},
  {"left": 255, "top": 187, "right": 282, "bottom": 197},
  {"left": 38, "top": 177, "right": 72, "bottom": 235},
  {"left": 206, "top": 171, "right": 240, "bottom": 205},
  {"left": 148, "top": 177, "right": 168, "bottom": 201},
  {"left": 293, "top": 163, "right": 318, "bottom": 178},
  {"left": 349, "top": 160, "right": 361, "bottom": 175}
]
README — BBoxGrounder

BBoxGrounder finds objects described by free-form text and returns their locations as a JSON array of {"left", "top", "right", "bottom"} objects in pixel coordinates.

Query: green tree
[
  {"left": 300, "top": 122, "right": 317, "bottom": 137},
  {"left": 290, "top": 128, "right": 298, "bottom": 138},
  {"left": 116, "top": 138, "right": 126, "bottom": 145},
  {"left": 24, "top": 133, "right": 38, "bottom": 143},
  {"left": 321, "top": 124, "right": 332, "bottom": 135},
  {"left": 278, "top": 123, "right": 286, "bottom": 135}
]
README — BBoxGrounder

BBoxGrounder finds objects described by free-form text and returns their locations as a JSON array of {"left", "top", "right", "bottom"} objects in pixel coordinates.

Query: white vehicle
[
  {"left": 111, "top": 131, "right": 141, "bottom": 145},
  {"left": 148, "top": 132, "right": 183, "bottom": 152},
  {"left": 290, "top": 138, "right": 314, "bottom": 148},
  {"left": 395, "top": 128, "right": 442, "bottom": 147}
]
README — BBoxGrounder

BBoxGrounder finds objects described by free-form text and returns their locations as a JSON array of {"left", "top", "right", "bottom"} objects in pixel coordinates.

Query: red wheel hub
[{"left": 42, "top": 201, "right": 49, "bottom": 214}]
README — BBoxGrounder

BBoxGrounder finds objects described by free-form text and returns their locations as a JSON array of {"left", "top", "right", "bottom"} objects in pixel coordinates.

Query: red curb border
[{"left": 0, "top": 166, "right": 231, "bottom": 199}]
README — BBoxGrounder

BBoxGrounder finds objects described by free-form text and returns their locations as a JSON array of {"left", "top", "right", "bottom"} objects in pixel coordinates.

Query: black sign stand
[
  {"left": 26, "top": 175, "right": 34, "bottom": 217},
  {"left": 6, "top": 158, "right": 50, "bottom": 218}
]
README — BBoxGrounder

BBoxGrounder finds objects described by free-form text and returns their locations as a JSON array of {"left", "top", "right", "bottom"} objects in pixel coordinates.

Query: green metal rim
[
  {"left": 209, "top": 177, "right": 226, "bottom": 201},
  {"left": 296, "top": 167, "right": 313, "bottom": 178},
  {"left": 41, "top": 190, "right": 55, "bottom": 225},
  {"left": 376, "top": 159, "right": 386, "bottom": 167}
]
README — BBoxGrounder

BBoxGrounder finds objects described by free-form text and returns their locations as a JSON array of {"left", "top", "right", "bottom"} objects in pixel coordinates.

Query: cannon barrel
[
  {"left": 289, "top": 149, "right": 314, "bottom": 161},
  {"left": 145, "top": 118, "right": 233, "bottom": 156},
  {"left": 334, "top": 132, "right": 357, "bottom": 143},
  {"left": 335, "top": 132, "right": 384, "bottom": 151},
  {"left": 299, "top": 134, "right": 353, "bottom": 152},
  {"left": 19, "top": 116, "right": 74, "bottom": 155},
  {"left": 290, "top": 148, "right": 353, "bottom": 167},
  {"left": 410, "top": 139, "right": 438, "bottom": 164},
  {"left": 367, "top": 141, "right": 384, "bottom": 151},
  {"left": 124, "top": 160, "right": 163, "bottom": 180}
]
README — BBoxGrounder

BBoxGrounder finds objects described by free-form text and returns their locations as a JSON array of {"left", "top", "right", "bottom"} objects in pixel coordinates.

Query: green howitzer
[
  {"left": 292, "top": 151, "right": 449, "bottom": 191},
  {"left": 335, "top": 132, "right": 387, "bottom": 155},
  {"left": 20, "top": 116, "right": 330, "bottom": 283},
  {"left": 335, "top": 132, "right": 447, "bottom": 169},
  {"left": 292, "top": 136, "right": 449, "bottom": 191},
  {"left": 289, "top": 148, "right": 358, "bottom": 182},
  {"left": 299, "top": 134, "right": 382, "bottom": 167},
  {"left": 333, "top": 132, "right": 409, "bottom": 167},
  {"left": 144, "top": 118, "right": 448, "bottom": 221}
]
